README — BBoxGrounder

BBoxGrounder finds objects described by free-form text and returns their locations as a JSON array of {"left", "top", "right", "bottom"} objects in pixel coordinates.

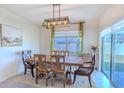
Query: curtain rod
[{"left": 70, "top": 21, "right": 85, "bottom": 25}]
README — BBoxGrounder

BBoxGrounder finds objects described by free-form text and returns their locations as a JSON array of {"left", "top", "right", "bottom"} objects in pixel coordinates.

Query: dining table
[{"left": 25, "top": 55, "right": 84, "bottom": 85}]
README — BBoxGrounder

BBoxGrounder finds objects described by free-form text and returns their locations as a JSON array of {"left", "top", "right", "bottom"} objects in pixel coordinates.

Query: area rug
[{"left": 0, "top": 72, "right": 95, "bottom": 88}]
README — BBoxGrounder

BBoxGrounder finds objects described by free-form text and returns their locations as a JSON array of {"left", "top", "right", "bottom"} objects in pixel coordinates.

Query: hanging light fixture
[{"left": 42, "top": 4, "right": 70, "bottom": 29}]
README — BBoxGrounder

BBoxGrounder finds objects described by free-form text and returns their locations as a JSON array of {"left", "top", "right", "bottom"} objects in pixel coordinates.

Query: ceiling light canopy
[{"left": 42, "top": 4, "right": 70, "bottom": 29}]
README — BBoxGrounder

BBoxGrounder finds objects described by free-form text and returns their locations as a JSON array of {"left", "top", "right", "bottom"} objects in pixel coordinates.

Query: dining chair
[
  {"left": 34, "top": 54, "right": 51, "bottom": 86},
  {"left": 22, "top": 50, "right": 35, "bottom": 77},
  {"left": 51, "top": 50, "right": 59, "bottom": 55},
  {"left": 50, "top": 55, "right": 66, "bottom": 87},
  {"left": 73, "top": 55, "right": 95, "bottom": 87},
  {"left": 82, "top": 54, "right": 95, "bottom": 67},
  {"left": 60, "top": 51, "right": 70, "bottom": 79},
  {"left": 60, "top": 51, "right": 69, "bottom": 56}
]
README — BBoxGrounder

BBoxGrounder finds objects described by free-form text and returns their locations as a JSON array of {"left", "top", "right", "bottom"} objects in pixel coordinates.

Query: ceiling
[{"left": 0, "top": 4, "right": 111, "bottom": 26}]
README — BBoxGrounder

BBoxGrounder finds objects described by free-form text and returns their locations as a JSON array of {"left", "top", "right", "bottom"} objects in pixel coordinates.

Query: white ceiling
[{"left": 0, "top": 4, "right": 111, "bottom": 26}]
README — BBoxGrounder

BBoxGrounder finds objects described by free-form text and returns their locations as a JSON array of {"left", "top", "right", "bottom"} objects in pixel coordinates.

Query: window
[{"left": 52, "top": 31, "right": 82, "bottom": 56}]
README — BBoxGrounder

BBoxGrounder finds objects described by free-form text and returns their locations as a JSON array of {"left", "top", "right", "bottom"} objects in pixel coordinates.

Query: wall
[
  {"left": 83, "top": 19, "right": 100, "bottom": 69},
  {"left": 83, "top": 19, "right": 99, "bottom": 53},
  {"left": 0, "top": 7, "right": 40, "bottom": 82},
  {"left": 99, "top": 5, "right": 124, "bottom": 70},
  {"left": 99, "top": 5, "right": 124, "bottom": 31},
  {"left": 39, "top": 28, "right": 51, "bottom": 55}
]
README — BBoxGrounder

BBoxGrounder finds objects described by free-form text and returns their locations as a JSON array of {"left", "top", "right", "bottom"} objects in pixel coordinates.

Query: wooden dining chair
[
  {"left": 60, "top": 51, "right": 70, "bottom": 79},
  {"left": 34, "top": 54, "right": 51, "bottom": 86},
  {"left": 60, "top": 51, "right": 69, "bottom": 56},
  {"left": 73, "top": 55, "right": 95, "bottom": 87},
  {"left": 22, "top": 50, "right": 35, "bottom": 77},
  {"left": 82, "top": 54, "right": 95, "bottom": 67},
  {"left": 51, "top": 50, "right": 59, "bottom": 55},
  {"left": 50, "top": 55, "right": 66, "bottom": 87}
]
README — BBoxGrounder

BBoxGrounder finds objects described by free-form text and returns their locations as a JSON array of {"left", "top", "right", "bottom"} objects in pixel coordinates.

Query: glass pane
[
  {"left": 67, "top": 37, "right": 81, "bottom": 55},
  {"left": 69, "top": 43, "right": 77, "bottom": 55},
  {"left": 54, "top": 38, "right": 66, "bottom": 50},
  {"left": 53, "top": 37, "right": 81, "bottom": 56},
  {"left": 102, "top": 32, "right": 111, "bottom": 79},
  {"left": 59, "top": 43, "right": 66, "bottom": 51},
  {"left": 112, "top": 27, "right": 124, "bottom": 87}
]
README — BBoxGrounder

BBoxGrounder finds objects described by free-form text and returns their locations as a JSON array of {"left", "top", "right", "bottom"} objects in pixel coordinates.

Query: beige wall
[
  {"left": 99, "top": 5, "right": 124, "bottom": 31},
  {"left": 99, "top": 5, "right": 124, "bottom": 70},
  {"left": 84, "top": 19, "right": 99, "bottom": 69},
  {"left": 0, "top": 7, "right": 41, "bottom": 82},
  {"left": 83, "top": 19, "right": 99, "bottom": 53},
  {"left": 39, "top": 28, "right": 51, "bottom": 55}
]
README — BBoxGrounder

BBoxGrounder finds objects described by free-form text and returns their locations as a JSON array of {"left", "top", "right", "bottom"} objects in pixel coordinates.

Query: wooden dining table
[
  {"left": 26, "top": 56, "right": 83, "bottom": 66},
  {"left": 25, "top": 55, "right": 84, "bottom": 85}
]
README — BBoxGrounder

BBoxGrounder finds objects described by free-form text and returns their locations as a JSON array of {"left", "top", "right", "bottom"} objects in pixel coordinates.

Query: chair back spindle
[
  {"left": 51, "top": 50, "right": 59, "bottom": 55},
  {"left": 60, "top": 51, "right": 69, "bottom": 56},
  {"left": 34, "top": 54, "right": 47, "bottom": 68},
  {"left": 50, "top": 55, "right": 65, "bottom": 70}
]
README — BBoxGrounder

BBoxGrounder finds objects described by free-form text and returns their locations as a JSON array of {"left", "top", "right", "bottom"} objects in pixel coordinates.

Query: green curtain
[
  {"left": 50, "top": 26, "right": 55, "bottom": 54},
  {"left": 79, "top": 22, "right": 84, "bottom": 55}
]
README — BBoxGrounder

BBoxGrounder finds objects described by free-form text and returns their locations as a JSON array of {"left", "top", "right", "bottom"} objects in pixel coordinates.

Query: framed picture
[{"left": 0, "top": 24, "right": 23, "bottom": 46}]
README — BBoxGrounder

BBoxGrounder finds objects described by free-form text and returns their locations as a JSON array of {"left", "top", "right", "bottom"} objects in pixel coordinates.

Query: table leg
[
  {"left": 66, "top": 65, "right": 73, "bottom": 85},
  {"left": 69, "top": 65, "right": 72, "bottom": 80}
]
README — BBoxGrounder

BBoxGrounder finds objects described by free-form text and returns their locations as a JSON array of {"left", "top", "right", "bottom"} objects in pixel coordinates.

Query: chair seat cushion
[
  {"left": 37, "top": 66, "right": 51, "bottom": 72},
  {"left": 75, "top": 67, "right": 90, "bottom": 75},
  {"left": 25, "top": 64, "right": 32, "bottom": 68},
  {"left": 26, "top": 64, "right": 31, "bottom": 67},
  {"left": 52, "top": 68, "right": 65, "bottom": 74}
]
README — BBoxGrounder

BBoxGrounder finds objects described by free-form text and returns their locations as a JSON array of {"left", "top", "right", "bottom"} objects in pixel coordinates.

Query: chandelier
[{"left": 42, "top": 4, "right": 70, "bottom": 29}]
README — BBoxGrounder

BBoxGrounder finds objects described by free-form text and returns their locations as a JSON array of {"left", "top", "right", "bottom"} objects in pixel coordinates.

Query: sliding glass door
[
  {"left": 101, "top": 20, "right": 124, "bottom": 87},
  {"left": 101, "top": 30, "right": 111, "bottom": 79},
  {"left": 111, "top": 22, "right": 124, "bottom": 87}
]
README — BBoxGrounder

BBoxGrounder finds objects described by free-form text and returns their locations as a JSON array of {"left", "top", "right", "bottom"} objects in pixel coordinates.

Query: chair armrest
[
  {"left": 81, "top": 67, "right": 90, "bottom": 68},
  {"left": 83, "top": 61, "right": 92, "bottom": 64}
]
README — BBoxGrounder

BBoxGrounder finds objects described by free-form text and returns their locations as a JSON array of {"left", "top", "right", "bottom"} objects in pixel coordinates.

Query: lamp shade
[{"left": 42, "top": 16, "right": 70, "bottom": 29}]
